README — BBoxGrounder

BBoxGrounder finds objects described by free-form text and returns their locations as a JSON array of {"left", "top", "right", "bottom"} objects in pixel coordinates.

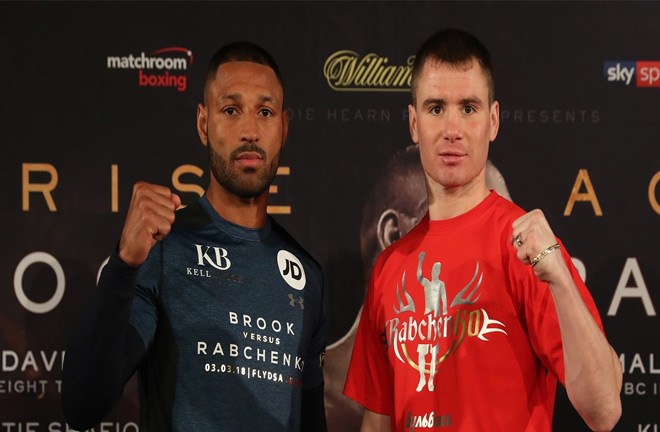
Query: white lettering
[
  {"left": 608, "top": 258, "right": 656, "bottom": 316},
  {"left": 14, "top": 252, "right": 65, "bottom": 314},
  {"left": 197, "top": 342, "right": 207, "bottom": 355}
]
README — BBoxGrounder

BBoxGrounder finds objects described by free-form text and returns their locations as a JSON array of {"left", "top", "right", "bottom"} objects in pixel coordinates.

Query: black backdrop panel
[{"left": 1, "top": 2, "right": 659, "bottom": 431}]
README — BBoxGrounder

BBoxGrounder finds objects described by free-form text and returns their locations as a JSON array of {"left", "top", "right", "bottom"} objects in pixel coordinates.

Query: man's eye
[
  {"left": 260, "top": 109, "right": 273, "bottom": 117},
  {"left": 431, "top": 107, "right": 442, "bottom": 115},
  {"left": 224, "top": 107, "right": 237, "bottom": 115},
  {"left": 464, "top": 106, "right": 475, "bottom": 114}
]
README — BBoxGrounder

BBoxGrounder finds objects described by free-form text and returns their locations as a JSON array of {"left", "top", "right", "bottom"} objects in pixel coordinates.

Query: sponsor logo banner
[
  {"left": 604, "top": 61, "right": 660, "bottom": 87},
  {"left": 107, "top": 47, "right": 193, "bottom": 91},
  {"left": 324, "top": 50, "right": 414, "bottom": 92}
]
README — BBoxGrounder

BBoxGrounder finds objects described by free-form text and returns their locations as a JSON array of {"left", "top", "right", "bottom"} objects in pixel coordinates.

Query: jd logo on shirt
[{"left": 277, "top": 250, "right": 306, "bottom": 291}]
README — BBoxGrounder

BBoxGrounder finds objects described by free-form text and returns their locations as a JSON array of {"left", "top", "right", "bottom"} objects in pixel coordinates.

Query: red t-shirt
[{"left": 344, "top": 192, "right": 603, "bottom": 431}]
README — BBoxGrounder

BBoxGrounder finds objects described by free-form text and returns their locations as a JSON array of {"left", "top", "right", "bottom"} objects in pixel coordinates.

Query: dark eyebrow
[
  {"left": 459, "top": 97, "right": 483, "bottom": 107},
  {"left": 219, "top": 93, "right": 276, "bottom": 105},
  {"left": 421, "top": 97, "right": 485, "bottom": 109},
  {"left": 220, "top": 93, "right": 242, "bottom": 102},
  {"left": 421, "top": 98, "right": 446, "bottom": 109}
]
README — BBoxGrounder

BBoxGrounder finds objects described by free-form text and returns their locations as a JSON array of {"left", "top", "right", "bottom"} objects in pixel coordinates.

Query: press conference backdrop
[{"left": 2, "top": 1, "right": 658, "bottom": 431}]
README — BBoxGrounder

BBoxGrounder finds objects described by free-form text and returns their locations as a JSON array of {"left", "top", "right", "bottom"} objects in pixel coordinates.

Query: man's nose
[
  {"left": 443, "top": 110, "right": 462, "bottom": 141},
  {"left": 240, "top": 113, "right": 259, "bottom": 142}
]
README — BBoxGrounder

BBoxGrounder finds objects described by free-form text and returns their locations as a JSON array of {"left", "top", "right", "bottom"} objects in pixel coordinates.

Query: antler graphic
[
  {"left": 393, "top": 271, "right": 416, "bottom": 314},
  {"left": 477, "top": 308, "right": 507, "bottom": 341},
  {"left": 450, "top": 261, "right": 483, "bottom": 307}
]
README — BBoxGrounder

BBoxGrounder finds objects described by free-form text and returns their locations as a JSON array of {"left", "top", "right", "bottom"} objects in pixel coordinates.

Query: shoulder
[
  {"left": 269, "top": 217, "right": 324, "bottom": 277},
  {"left": 486, "top": 193, "right": 529, "bottom": 232},
  {"left": 171, "top": 198, "right": 212, "bottom": 230},
  {"left": 492, "top": 192, "right": 527, "bottom": 217}
]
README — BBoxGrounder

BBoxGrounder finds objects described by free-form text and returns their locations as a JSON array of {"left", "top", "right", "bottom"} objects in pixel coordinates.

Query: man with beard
[{"left": 62, "top": 41, "right": 328, "bottom": 432}]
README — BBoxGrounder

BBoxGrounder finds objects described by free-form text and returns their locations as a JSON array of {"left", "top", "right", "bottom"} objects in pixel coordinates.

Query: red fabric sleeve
[{"left": 343, "top": 272, "right": 394, "bottom": 416}]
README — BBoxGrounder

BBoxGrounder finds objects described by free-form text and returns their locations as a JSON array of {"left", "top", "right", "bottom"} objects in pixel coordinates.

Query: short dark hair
[
  {"left": 411, "top": 28, "right": 494, "bottom": 106},
  {"left": 204, "top": 41, "right": 283, "bottom": 100},
  {"left": 360, "top": 145, "right": 426, "bottom": 275}
]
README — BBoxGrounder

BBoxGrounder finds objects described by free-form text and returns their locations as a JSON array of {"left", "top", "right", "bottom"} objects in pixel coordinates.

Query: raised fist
[
  {"left": 118, "top": 182, "right": 181, "bottom": 267},
  {"left": 511, "top": 209, "right": 566, "bottom": 283}
]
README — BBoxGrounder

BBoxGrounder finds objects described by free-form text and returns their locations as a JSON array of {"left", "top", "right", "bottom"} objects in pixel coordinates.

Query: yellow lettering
[
  {"left": 323, "top": 50, "right": 412, "bottom": 92},
  {"left": 467, "top": 310, "right": 481, "bottom": 337},
  {"left": 267, "top": 206, "right": 291, "bottom": 214},
  {"left": 267, "top": 166, "right": 291, "bottom": 215},
  {"left": 172, "top": 164, "right": 205, "bottom": 198},
  {"left": 564, "top": 169, "right": 602, "bottom": 216},
  {"left": 649, "top": 171, "right": 660, "bottom": 215},
  {"left": 22, "top": 163, "right": 58, "bottom": 211},
  {"left": 111, "top": 164, "right": 119, "bottom": 213}
]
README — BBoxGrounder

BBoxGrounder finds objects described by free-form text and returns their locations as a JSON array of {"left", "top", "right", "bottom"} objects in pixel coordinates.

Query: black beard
[{"left": 208, "top": 140, "right": 281, "bottom": 199}]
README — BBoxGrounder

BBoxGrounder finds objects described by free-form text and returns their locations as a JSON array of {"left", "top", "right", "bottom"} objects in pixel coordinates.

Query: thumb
[{"left": 171, "top": 193, "right": 182, "bottom": 209}]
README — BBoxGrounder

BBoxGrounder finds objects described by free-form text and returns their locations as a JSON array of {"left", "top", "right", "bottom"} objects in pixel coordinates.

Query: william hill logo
[{"left": 323, "top": 50, "right": 414, "bottom": 92}]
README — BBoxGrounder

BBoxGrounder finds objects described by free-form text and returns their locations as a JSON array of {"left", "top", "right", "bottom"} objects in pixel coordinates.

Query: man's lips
[
  {"left": 439, "top": 151, "right": 466, "bottom": 164},
  {"left": 235, "top": 152, "right": 263, "bottom": 168}
]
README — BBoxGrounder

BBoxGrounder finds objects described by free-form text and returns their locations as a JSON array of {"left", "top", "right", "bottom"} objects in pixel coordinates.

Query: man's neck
[
  {"left": 205, "top": 183, "right": 269, "bottom": 229},
  {"left": 426, "top": 177, "right": 491, "bottom": 221}
]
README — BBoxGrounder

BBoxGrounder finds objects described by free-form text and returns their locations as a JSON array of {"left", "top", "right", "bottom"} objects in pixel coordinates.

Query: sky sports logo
[{"left": 604, "top": 61, "right": 660, "bottom": 87}]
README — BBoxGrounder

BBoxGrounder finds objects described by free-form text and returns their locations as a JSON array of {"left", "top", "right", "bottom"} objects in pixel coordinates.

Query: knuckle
[
  {"left": 161, "top": 224, "right": 173, "bottom": 236},
  {"left": 134, "top": 181, "right": 147, "bottom": 193},
  {"left": 140, "top": 208, "right": 155, "bottom": 224},
  {"left": 533, "top": 209, "right": 546, "bottom": 220}
]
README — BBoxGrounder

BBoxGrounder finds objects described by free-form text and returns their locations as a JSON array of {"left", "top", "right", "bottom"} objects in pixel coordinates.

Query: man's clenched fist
[{"left": 118, "top": 182, "right": 181, "bottom": 267}]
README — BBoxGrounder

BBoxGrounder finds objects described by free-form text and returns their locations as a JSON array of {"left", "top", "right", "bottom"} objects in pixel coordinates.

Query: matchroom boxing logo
[{"left": 107, "top": 47, "right": 193, "bottom": 91}]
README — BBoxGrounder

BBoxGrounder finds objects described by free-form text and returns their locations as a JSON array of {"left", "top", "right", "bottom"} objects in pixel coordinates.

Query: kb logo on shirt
[{"left": 195, "top": 244, "right": 231, "bottom": 270}]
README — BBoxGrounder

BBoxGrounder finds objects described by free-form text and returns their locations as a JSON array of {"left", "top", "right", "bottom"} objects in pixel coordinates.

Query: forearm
[
  {"left": 548, "top": 264, "right": 622, "bottom": 431},
  {"left": 62, "top": 252, "right": 145, "bottom": 430},
  {"left": 360, "top": 409, "right": 391, "bottom": 432}
]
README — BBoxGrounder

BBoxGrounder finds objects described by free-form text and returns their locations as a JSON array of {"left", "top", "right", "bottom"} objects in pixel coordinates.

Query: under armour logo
[{"left": 288, "top": 293, "right": 304, "bottom": 309}]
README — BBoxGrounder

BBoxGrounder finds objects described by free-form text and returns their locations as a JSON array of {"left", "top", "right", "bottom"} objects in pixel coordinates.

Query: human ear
[
  {"left": 377, "top": 209, "right": 402, "bottom": 251},
  {"left": 489, "top": 101, "right": 500, "bottom": 142},
  {"left": 408, "top": 104, "right": 419, "bottom": 144},
  {"left": 281, "top": 108, "right": 290, "bottom": 147},
  {"left": 197, "top": 103, "right": 209, "bottom": 147}
]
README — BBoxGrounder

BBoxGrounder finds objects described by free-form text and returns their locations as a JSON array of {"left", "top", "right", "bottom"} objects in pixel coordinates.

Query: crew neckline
[
  {"left": 199, "top": 195, "right": 272, "bottom": 241},
  {"left": 423, "top": 190, "right": 499, "bottom": 234}
]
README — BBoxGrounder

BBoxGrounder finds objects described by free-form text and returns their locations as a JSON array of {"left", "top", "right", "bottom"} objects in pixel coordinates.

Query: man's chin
[{"left": 230, "top": 179, "right": 270, "bottom": 199}]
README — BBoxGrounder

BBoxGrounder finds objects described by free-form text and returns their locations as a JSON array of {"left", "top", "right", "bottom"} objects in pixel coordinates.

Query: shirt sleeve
[
  {"left": 129, "top": 243, "right": 163, "bottom": 351},
  {"left": 302, "top": 269, "right": 329, "bottom": 390},
  {"left": 62, "top": 250, "right": 147, "bottom": 430},
  {"left": 519, "top": 238, "right": 604, "bottom": 386},
  {"left": 343, "top": 270, "right": 394, "bottom": 416}
]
